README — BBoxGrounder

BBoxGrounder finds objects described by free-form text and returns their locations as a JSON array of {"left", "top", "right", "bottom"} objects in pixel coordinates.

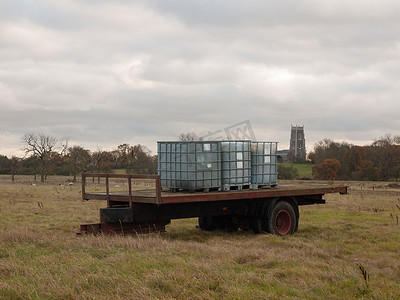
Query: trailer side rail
[{"left": 82, "top": 173, "right": 162, "bottom": 206}]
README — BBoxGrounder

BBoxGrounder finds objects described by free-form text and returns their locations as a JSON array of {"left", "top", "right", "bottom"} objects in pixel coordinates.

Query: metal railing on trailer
[{"left": 81, "top": 173, "right": 162, "bottom": 206}]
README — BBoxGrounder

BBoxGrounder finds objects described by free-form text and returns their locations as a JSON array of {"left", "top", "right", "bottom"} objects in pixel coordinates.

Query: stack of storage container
[{"left": 158, "top": 140, "right": 278, "bottom": 192}]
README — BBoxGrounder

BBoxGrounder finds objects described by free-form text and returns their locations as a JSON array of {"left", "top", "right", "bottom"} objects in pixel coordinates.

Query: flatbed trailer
[{"left": 79, "top": 173, "right": 348, "bottom": 236}]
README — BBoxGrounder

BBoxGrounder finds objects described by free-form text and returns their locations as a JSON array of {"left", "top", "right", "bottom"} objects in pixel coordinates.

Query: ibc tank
[
  {"left": 157, "top": 141, "right": 221, "bottom": 191},
  {"left": 251, "top": 142, "right": 278, "bottom": 188},
  {"left": 221, "top": 141, "right": 251, "bottom": 191}
]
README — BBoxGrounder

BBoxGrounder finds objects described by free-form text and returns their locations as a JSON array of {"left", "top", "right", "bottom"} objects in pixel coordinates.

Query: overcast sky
[{"left": 1, "top": 0, "right": 400, "bottom": 157}]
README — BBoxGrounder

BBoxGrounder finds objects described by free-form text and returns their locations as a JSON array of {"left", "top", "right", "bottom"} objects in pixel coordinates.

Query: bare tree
[
  {"left": 60, "top": 138, "right": 69, "bottom": 156},
  {"left": 178, "top": 132, "right": 202, "bottom": 141},
  {"left": 21, "top": 133, "right": 57, "bottom": 182}
]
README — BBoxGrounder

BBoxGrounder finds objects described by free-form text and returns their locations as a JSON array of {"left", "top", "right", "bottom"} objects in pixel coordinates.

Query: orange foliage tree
[{"left": 312, "top": 159, "right": 341, "bottom": 181}]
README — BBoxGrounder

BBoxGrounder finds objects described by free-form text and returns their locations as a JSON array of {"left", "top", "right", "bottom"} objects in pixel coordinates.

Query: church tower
[{"left": 289, "top": 125, "right": 306, "bottom": 161}]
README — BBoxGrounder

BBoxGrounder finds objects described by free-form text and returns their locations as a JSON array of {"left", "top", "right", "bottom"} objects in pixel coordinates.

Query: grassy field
[
  {"left": 280, "top": 163, "right": 313, "bottom": 179},
  {"left": 1, "top": 175, "right": 400, "bottom": 299}
]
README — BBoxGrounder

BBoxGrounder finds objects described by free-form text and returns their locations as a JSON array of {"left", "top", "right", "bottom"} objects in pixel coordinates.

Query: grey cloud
[{"left": 1, "top": 0, "right": 400, "bottom": 156}]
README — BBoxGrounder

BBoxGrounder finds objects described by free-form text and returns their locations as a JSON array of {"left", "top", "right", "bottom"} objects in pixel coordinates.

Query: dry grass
[{"left": 0, "top": 176, "right": 399, "bottom": 299}]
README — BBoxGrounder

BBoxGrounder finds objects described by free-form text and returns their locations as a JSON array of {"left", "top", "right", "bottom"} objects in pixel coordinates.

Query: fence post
[
  {"left": 128, "top": 175, "right": 133, "bottom": 209},
  {"left": 81, "top": 174, "right": 86, "bottom": 201},
  {"left": 156, "top": 175, "right": 161, "bottom": 204},
  {"left": 106, "top": 174, "right": 110, "bottom": 206}
]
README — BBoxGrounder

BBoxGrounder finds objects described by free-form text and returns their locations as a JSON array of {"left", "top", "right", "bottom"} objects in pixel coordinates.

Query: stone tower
[{"left": 289, "top": 125, "right": 306, "bottom": 161}]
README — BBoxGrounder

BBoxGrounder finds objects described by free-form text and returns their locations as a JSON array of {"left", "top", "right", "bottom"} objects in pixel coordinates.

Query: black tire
[
  {"left": 267, "top": 201, "right": 297, "bottom": 235},
  {"left": 250, "top": 217, "right": 263, "bottom": 234},
  {"left": 294, "top": 215, "right": 299, "bottom": 232},
  {"left": 250, "top": 201, "right": 269, "bottom": 234},
  {"left": 198, "top": 216, "right": 206, "bottom": 230},
  {"left": 261, "top": 218, "right": 270, "bottom": 233}
]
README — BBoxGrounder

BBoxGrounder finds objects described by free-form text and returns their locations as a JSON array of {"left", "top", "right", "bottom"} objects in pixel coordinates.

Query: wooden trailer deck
[{"left": 82, "top": 174, "right": 348, "bottom": 205}]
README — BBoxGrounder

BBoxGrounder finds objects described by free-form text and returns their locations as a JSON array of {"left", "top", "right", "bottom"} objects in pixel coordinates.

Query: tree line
[
  {"left": 309, "top": 134, "right": 400, "bottom": 181},
  {"left": 2, "top": 132, "right": 399, "bottom": 182},
  {"left": 0, "top": 133, "right": 157, "bottom": 182}
]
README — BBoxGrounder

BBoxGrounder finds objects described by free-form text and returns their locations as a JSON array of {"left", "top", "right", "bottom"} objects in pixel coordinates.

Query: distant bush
[{"left": 278, "top": 164, "right": 299, "bottom": 180}]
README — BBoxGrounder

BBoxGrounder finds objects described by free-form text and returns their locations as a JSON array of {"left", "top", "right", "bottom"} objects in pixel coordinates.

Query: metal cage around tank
[
  {"left": 220, "top": 141, "right": 251, "bottom": 191},
  {"left": 157, "top": 141, "right": 222, "bottom": 191},
  {"left": 251, "top": 142, "right": 278, "bottom": 189}
]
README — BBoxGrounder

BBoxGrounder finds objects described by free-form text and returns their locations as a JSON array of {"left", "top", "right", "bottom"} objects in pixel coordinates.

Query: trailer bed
[{"left": 80, "top": 173, "right": 348, "bottom": 236}]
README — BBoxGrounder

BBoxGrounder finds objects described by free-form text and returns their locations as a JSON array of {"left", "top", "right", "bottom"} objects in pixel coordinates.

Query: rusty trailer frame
[{"left": 80, "top": 173, "right": 348, "bottom": 235}]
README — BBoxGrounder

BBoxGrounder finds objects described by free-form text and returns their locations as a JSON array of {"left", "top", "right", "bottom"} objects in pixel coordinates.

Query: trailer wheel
[
  {"left": 250, "top": 217, "right": 263, "bottom": 234},
  {"left": 250, "top": 201, "right": 268, "bottom": 234},
  {"left": 267, "top": 201, "right": 296, "bottom": 235}
]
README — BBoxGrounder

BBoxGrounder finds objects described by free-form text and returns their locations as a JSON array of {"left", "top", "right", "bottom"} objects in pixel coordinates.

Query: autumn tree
[
  {"left": 308, "top": 139, "right": 351, "bottom": 178},
  {"left": 67, "top": 146, "right": 91, "bottom": 182},
  {"left": 312, "top": 159, "right": 341, "bottom": 181}
]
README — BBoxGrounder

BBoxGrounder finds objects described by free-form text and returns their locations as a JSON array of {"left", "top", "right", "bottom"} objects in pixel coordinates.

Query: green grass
[
  {"left": 112, "top": 169, "right": 128, "bottom": 174},
  {"left": 280, "top": 163, "right": 313, "bottom": 179},
  {"left": 0, "top": 177, "right": 399, "bottom": 299}
]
